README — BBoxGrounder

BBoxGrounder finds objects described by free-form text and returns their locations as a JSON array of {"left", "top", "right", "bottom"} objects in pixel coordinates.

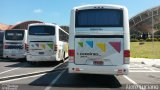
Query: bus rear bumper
[
  {"left": 26, "top": 55, "right": 56, "bottom": 62},
  {"left": 3, "top": 50, "right": 26, "bottom": 59},
  {"left": 68, "top": 63, "right": 129, "bottom": 75},
  {"left": 3, "top": 54, "right": 25, "bottom": 59}
]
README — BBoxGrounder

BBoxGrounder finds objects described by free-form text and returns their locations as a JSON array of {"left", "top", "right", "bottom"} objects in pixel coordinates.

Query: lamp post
[{"left": 151, "top": 9, "right": 155, "bottom": 59}]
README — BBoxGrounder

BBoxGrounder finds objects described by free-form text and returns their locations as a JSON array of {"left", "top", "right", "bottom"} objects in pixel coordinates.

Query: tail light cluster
[
  {"left": 124, "top": 50, "right": 130, "bottom": 57},
  {"left": 69, "top": 50, "right": 75, "bottom": 63},
  {"left": 124, "top": 50, "right": 130, "bottom": 64},
  {"left": 69, "top": 50, "right": 75, "bottom": 56},
  {"left": 4, "top": 44, "right": 8, "bottom": 49},
  {"left": 25, "top": 44, "right": 29, "bottom": 51},
  {"left": 54, "top": 44, "right": 57, "bottom": 51}
]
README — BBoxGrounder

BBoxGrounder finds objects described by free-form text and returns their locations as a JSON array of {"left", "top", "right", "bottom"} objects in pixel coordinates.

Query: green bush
[
  {"left": 146, "top": 38, "right": 160, "bottom": 42},
  {"left": 154, "top": 38, "right": 158, "bottom": 41},
  {"left": 146, "top": 38, "right": 152, "bottom": 42},
  {"left": 130, "top": 39, "right": 139, "bottom": 42},
  {"left": 139, "top": 39, "right": 144, "bottom": 42},
  {"left": 130, "top": 38, "right": 160, "bottom": 42}
]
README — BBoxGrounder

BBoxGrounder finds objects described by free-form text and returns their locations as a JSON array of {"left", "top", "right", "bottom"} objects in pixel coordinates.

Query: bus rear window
[
  {"left": 5, "top": 30, "right": 24, "bottom": 40},
  {"left": 29, "top": 26, "right": 55, "bottom": 35},
  {"left": 76, "top": 9, "right": 123, "bottom": 27}
]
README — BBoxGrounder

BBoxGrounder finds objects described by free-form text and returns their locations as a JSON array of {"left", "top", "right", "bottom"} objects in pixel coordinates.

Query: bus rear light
[
  {"left": 72, "top": 68, "right": 80, "bottom": 71},
  {"left": 75, "top": 68, "right": 80, "bottom": 71},
  {"left": 69, "top": 50, "right": 75, "bottom": 56},
  {"left": 124, "top": 50, "right": 130, "bottom": 57},
  {"left": 4, "top": 45, "right": 8, "bottom": 49},
  {"left": 69, "top": 57, "right": 75, "bottom": 63},
  {"left": 69, "top": 50, "right": 75, "bottom": 63},
  {"left": 118, "top": 69, "right": 123, "bottom": 73},
  {"left": 25, "top": 44, "right": 28, "bottom": 51},
  {"left": 124, "top": 57, "right": 130, "bottom": 64},
  {"left": 116, "top": 69, "right": 124, "bottom": 75},
  {"left": 124, "top": 50, "right": 130, "bottom": 64},
  {"left": 54, "top": 45, "right": 57, "bottom": 51}
]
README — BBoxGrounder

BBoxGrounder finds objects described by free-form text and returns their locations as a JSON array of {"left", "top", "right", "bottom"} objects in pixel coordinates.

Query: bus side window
[{"left": 59, "top": 29, "right": 68, "bottom": 42}]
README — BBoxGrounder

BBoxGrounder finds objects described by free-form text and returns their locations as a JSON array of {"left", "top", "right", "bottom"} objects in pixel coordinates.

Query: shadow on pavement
[
  {"left": 29, "top": 70, "right": 121, "bottom": 88},
  {"left": 4, "top": 61, "right": 61, "bottom": 68},
  {"left": 2, "top": 57, "right": 68, "bottom": 68},
  {"left": 0, "top": 58, "right": 26, "bottom": 62},
  {"left": 29, "top": 71, "right": 62, "bottom": 86}
]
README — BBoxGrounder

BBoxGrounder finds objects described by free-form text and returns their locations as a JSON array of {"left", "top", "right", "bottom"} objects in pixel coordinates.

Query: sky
[{"left": 0, "top": 0, "right": 160, "bottom": 26}]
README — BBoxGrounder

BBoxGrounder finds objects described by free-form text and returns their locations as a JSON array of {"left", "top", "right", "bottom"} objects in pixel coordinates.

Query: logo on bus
[{"left": 78, "top": 41, "right": 121, "bottom": 53}]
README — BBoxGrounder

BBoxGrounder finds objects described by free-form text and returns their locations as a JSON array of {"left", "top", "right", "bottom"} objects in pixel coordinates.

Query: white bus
[
  {"left": 68, "top": 4, "right": 130, "bottom": 75},
  {"left": 26, "top": 23, "right": 69, "bottom": 63},
  {"left": 3, "top": 29, "right": 27, "bottom": 59}
]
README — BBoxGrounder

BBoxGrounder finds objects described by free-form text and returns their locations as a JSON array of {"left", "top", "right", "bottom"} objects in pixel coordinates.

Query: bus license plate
[
  {"left": 39, "top": 52, "right": 44, "bottom": 54},
  {"left": 93, "top": 61, "right": 104, "bottom": 65}
]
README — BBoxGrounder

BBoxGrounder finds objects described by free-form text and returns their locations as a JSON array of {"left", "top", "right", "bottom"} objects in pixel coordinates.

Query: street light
[{"left": 151, "top": 9, "right": 155, "bottom": 59}]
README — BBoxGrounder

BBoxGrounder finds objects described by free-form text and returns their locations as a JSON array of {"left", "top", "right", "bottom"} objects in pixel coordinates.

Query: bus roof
[
  {"left": 6, "top": 29, "right": 26, "bottom": 31},
  {"left": 29, "top": 23, "right": 57, "bottom": 27},
  {"left": 73, "top": 4, "right": 126, "bottom": 10},
  {"left": 28, "top": 23, "right": 68, "bottom": 34}
]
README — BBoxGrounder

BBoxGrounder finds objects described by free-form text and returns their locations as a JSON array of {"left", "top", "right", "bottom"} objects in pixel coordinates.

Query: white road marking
[
  {"left": 130, "top": 71, "right": 160, "bottom": 73},
  {"left": 130, "top": 67, "right": 148, "bottom": 69},
  {"left": 0, "top": 60, "right": 68, "bottom": 83},
  {"left": 0, "top": 62, "right": 29, "bottom": 75},
  {"left": 144, "top": 67, "right": 155, "bottom": 71},
  {"left": 0, "top": 68, "right": 20, "bottom": 75},
  {"left": 123, "top": 75, "right": 137, "bottom": 84},
  {"left": 130, "top": 63, "right": 158, "bottom": 72},
  {"left": 0, "top": 73, "right": 45, "bottom": 84},
  {"left": 44, "top": 70, "right": 66, "bottom": 90},
  {"left": 134, "top": 64, "right": 143, "bottom": 67}
]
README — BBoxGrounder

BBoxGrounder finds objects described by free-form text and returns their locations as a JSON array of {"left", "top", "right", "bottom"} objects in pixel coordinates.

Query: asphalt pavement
[{"left": 0, "top": 58, "right": 160, "bottom": 90}]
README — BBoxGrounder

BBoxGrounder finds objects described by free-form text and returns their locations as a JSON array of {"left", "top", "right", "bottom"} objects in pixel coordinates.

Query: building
[
  {"left": 0, "top": 20, "right": 43, "bottom": 30},
  {"left": 0, "top": 21, "right": 70, "bottom": 33},
  {"left": 130, "top": 6, "right": 160, "bottom": 38},
  {"left": 0, "top": 23, "right": 10, "bottom": 30},
  {"left": 9, "top": 21, "right": 43, "bottom": 30}
]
